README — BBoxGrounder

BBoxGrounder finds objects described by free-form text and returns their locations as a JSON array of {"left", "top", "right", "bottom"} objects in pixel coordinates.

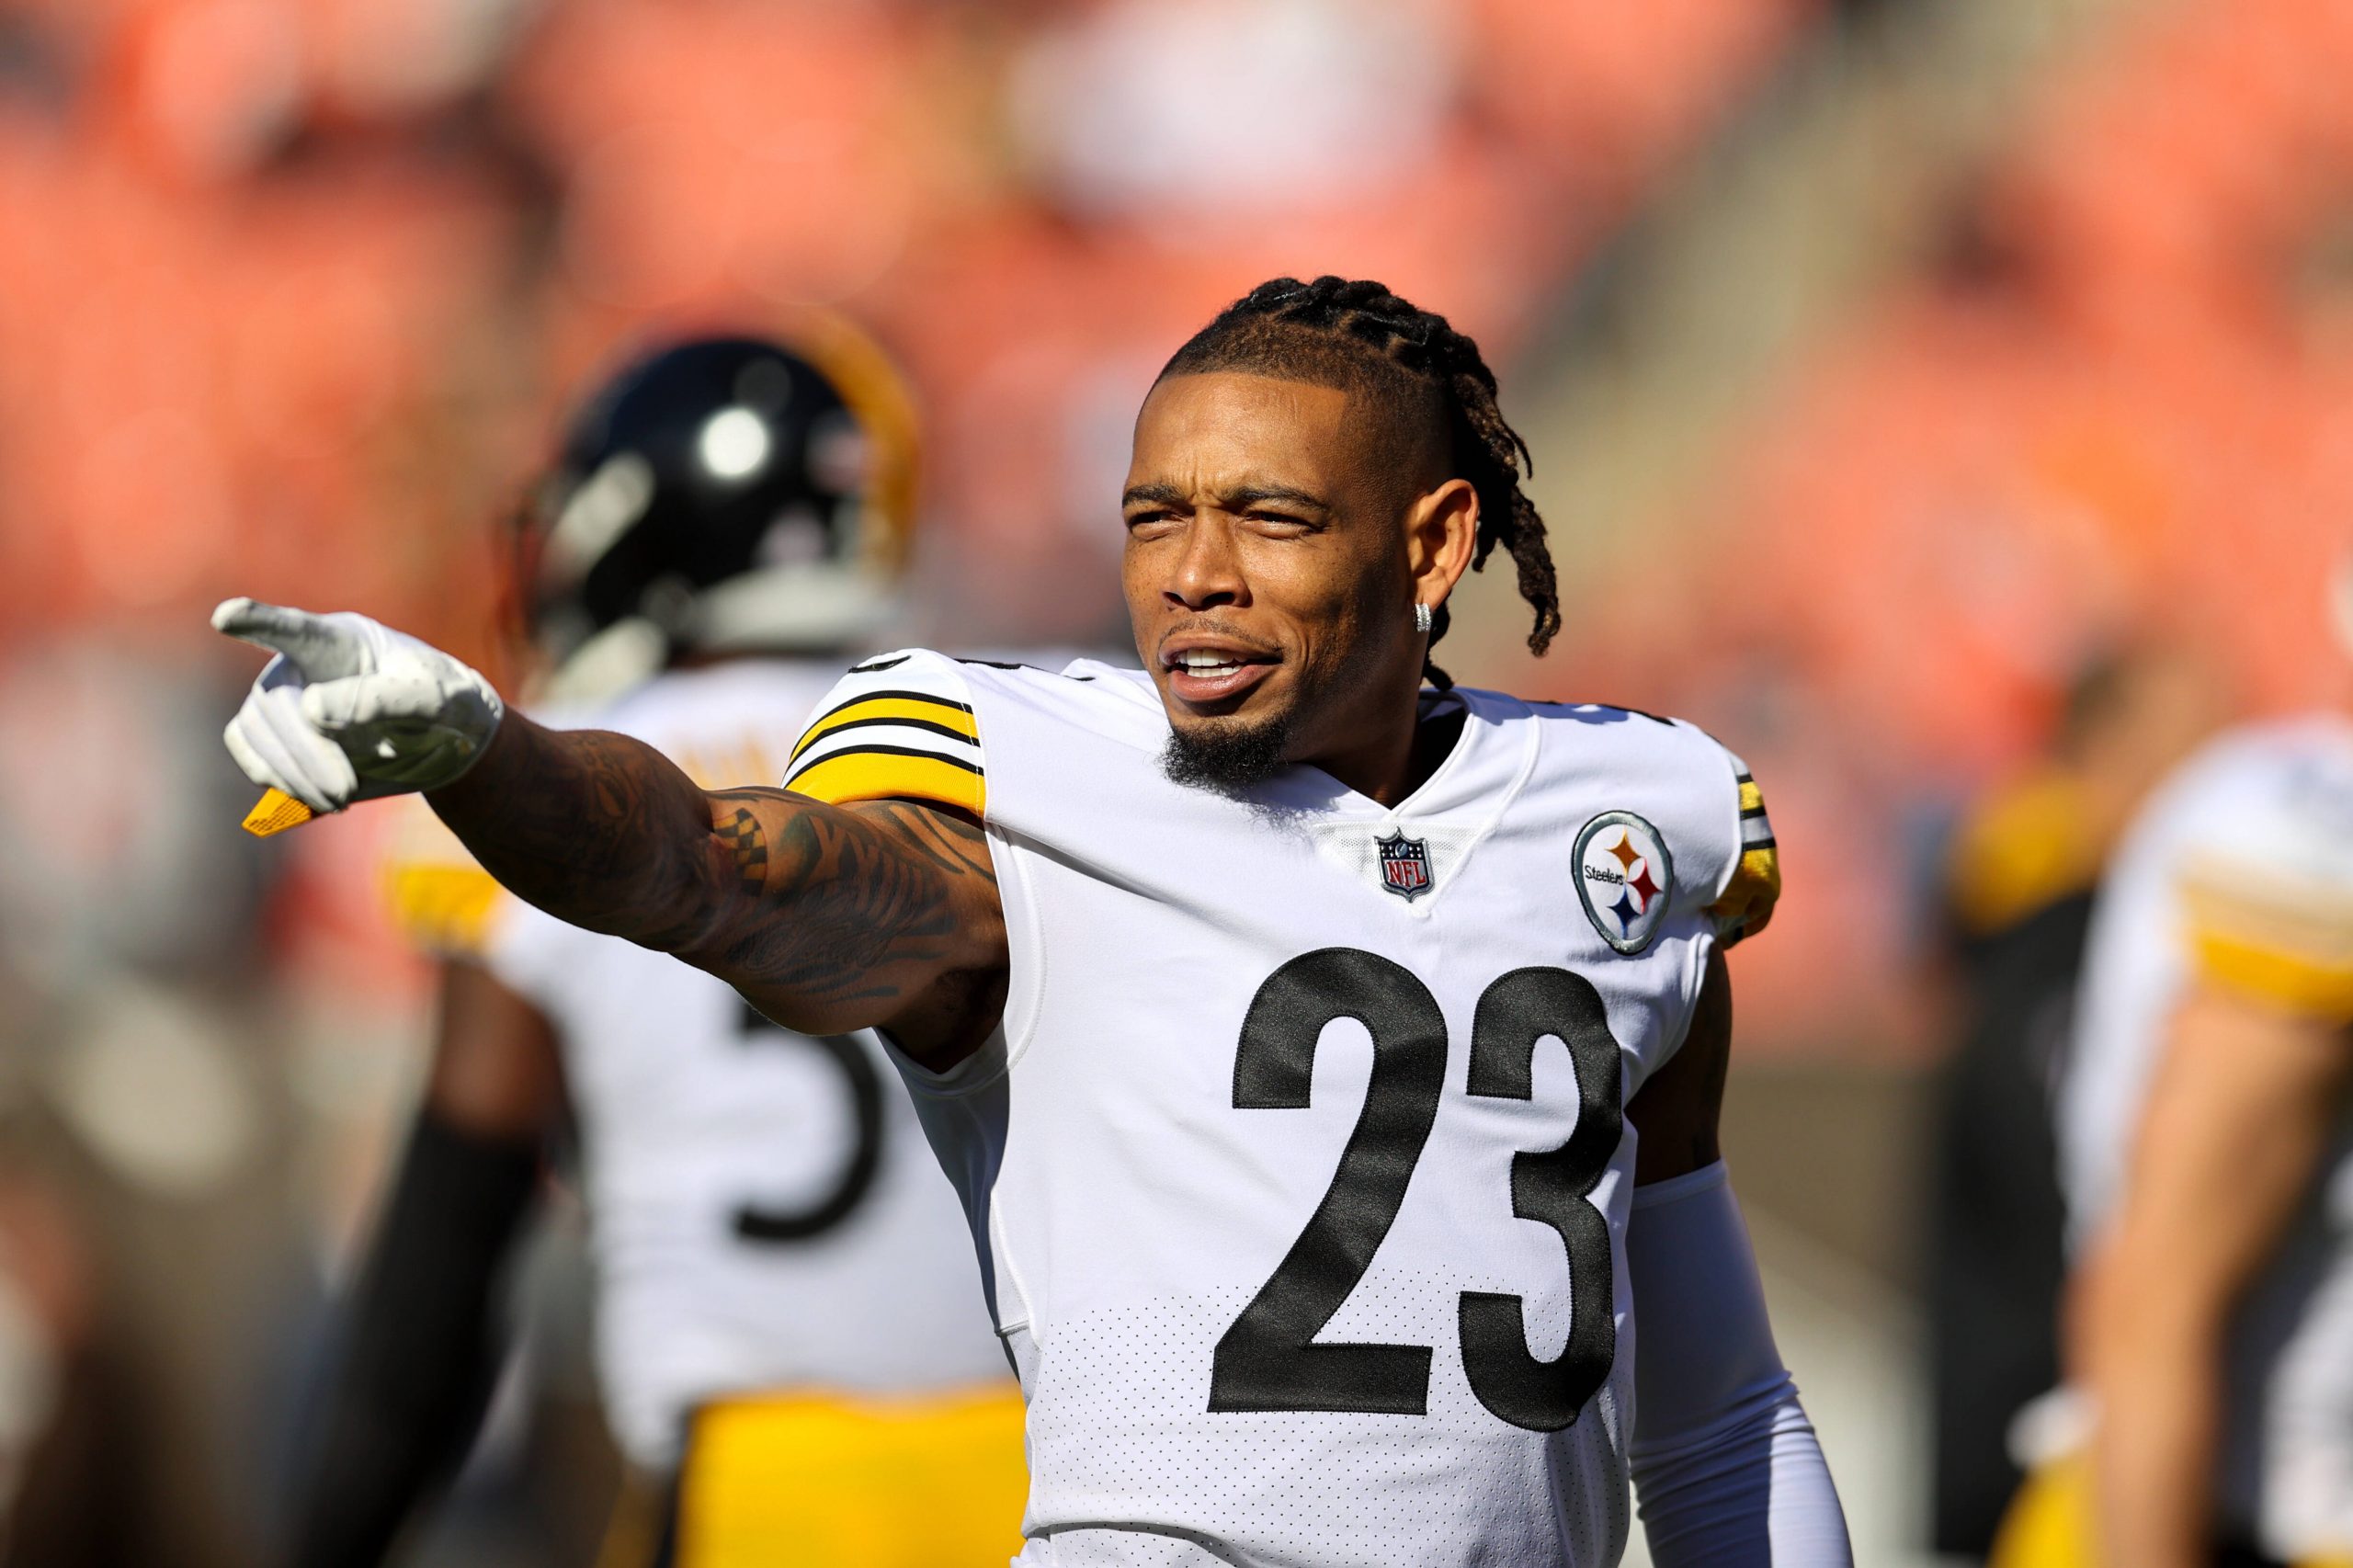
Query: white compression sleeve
[{"left": 1626, "top": 1162, "right": 1853, "bottom": 1567}]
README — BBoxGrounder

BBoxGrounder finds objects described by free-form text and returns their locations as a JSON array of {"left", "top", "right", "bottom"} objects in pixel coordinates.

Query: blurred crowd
[
  {"left": 5, "top": 0, "right": 2353, "bottom": 1562},
  {"left": 0, "top": 0, "right": 1806, "bottom": 651},
  {"left": 1551, "top": 0, "right": 2353, "bottom": 1044}
]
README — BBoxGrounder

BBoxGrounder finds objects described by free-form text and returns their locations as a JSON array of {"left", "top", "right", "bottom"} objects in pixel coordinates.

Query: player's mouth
[{"left": 1161, "top": 638, "right": 1279, "bottom": 705}]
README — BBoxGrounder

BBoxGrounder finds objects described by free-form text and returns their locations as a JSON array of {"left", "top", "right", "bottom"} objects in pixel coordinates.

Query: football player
[
  {"left": 282, "top": 332, "right": 1024, "bottom": 1568},
  {"left": 222, "top": 276, "right": 1852, "bottom": 1566},
  {"left": 1992, "top": 651, "right": 2353, "bottom": 1565},
  {"left": 1928, "top": 643, "right": 2222, "bottom": 1556}
]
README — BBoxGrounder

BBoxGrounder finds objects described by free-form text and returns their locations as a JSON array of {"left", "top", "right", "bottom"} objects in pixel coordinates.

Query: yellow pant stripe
[
  {"left": 677, "top": 1388, "right": 1028, "bottom": 1568},
  {"left": 1991, "top": 1455, "right": 2353, "bottom": 1567},
  {"left": 1988, "top": 1457, "right": 2093, "bottom": 1568}
]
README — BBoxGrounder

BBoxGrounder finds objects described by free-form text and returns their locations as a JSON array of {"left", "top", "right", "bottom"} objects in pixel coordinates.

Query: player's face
[{"left": 1122, "top": 371, "right": 1461, "bottom": 782}]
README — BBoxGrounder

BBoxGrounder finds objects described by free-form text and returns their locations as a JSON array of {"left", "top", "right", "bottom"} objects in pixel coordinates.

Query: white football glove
[{"left": 214, "top": 598, "right": 504, "bottom": 814}]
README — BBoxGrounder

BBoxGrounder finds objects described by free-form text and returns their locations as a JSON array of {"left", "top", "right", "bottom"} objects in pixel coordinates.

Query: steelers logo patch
[{"left": 1575, "top": 811, "right": 1675, "bottom": 955}]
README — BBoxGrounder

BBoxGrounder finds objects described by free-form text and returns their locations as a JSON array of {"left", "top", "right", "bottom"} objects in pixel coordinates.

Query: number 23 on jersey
[{"left": 1208, "top": 949, "right": 1623, "bottom": 1435}]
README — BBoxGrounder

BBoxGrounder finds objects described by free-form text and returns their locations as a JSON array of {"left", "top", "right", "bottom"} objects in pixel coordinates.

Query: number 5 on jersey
[{"left": 1207, "top": 949, "right": 1622, "bottom": 1434}]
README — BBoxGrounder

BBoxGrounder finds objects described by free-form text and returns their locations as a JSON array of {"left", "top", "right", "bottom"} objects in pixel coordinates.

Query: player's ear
[{"left": 1404, "top": 477, "right": 1478, "bottom": 608}]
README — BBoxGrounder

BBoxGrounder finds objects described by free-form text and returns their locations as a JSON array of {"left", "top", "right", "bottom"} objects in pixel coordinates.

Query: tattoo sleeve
[{"left": 425, "top": 714, "right": 1006, "bottom": 1044}]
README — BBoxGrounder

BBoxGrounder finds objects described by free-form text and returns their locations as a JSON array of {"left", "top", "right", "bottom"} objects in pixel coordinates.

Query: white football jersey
[
  {"left": 2062, "top": 715, "right": 2353, "bottom": 1555},
  {"left": 387, "top": 661, "right": 1012, "bottom": 1471},
  {"left": 784, "top": 651, "right": 1780, "bottom": 1567}
]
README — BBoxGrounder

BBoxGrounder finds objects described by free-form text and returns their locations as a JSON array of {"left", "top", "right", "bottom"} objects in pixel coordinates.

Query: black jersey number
[
  {"left": 1209, "top": 949, "right": 1448, "bottom": 1415},
  {"left": 1458, "top": 967, "right": 1622, "bottom": 1430},
  {"left": 731, "top": 1002, "right": 887, "bottom": 1244},
  {"left": 1206, "top": 952, "right": 1622, "bottom": 1433}
]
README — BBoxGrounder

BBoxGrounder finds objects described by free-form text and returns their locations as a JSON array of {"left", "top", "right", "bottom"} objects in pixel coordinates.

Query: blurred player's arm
[
  {"left": 214, "top": 600, "right": 1006, "bottom": 1062},
  {"left": 287, "top": 960, "right": 559, "bottom": 1568},
  {"left": 1622, "top": 953, "right": 1854, "bottom": 1566},
  {"left": 2074, "top": 983, "right": 2351, "bottom": 1568}
]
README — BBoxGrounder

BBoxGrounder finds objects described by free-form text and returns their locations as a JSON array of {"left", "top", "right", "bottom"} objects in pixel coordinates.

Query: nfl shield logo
[{"left": 1377, "top": 831, "right": 1433, "bottom": 902}]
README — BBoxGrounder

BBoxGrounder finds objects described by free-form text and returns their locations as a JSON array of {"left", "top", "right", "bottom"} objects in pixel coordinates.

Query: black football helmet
[{"left": 518, "top": 323, "right": 918, "bottom": 696}]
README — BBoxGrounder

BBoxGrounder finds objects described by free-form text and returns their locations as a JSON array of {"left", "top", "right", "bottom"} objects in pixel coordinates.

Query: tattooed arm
[
  {"left": 425, "top": 712, "right": 1006, "bottom": 1066},
  {"left": 209, "top": 600, "right": 1005, "bottom": 1062}
]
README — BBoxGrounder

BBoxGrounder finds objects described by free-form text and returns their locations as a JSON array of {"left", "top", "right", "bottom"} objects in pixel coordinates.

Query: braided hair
[{"left": 1158, "top": 276, "right": 1561, "bottom": 687}]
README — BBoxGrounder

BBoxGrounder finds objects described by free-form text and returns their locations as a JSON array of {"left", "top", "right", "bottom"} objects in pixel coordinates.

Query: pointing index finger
[{"left": 210, "top": 598, "right": 361, "bottom": 678}]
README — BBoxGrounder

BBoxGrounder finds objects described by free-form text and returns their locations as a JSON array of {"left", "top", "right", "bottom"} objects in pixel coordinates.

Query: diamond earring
[{"left": 1413, "top": 601, "right": 1433, "bottom": 634}]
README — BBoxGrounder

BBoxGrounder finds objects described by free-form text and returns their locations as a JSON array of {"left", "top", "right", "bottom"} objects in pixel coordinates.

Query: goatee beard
[{"left": 1161, "top": 712, "right": 1294, "bottom": 793}]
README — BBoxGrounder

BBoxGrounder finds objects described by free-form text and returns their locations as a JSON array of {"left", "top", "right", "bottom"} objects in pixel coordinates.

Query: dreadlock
[{"left": 1158, "top": 275, "right": 1561, "bottom": 688}]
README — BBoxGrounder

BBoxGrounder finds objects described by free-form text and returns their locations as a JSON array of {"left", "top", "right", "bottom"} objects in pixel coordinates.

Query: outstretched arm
[
  {"left": 214, "top": 600, "right": 1006, "bottom": 1060},
  {"left": 1623, "top": 953, "right": 1853, "bottom": 1566},
  {"left": 428, "top": 720, "right": 1004, "bottom": 1055}
]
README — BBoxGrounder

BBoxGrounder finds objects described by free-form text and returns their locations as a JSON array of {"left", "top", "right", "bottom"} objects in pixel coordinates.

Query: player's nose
[{"left": 1162, "top": 514, "right": 1246, "bottom": 611}]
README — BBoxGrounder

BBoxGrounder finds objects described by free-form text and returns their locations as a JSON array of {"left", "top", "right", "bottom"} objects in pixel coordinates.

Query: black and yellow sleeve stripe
[
  {"left": 1708, "top": 767, "right": 1781, "bottom": 946},
  {"left": 2178, "top": 857, "right": 2353, "bottom": 1019},
  {"left": 381, "top": 801, "right": 509, "bottom": 956},
  {"left": 784, "top": 686, "right": 985, "bottom": 815},
  {"left": 387, "top": 861, "right": 507, "bottom": 956}
]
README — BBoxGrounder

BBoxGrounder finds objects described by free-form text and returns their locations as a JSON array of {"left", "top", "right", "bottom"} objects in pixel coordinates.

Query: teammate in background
[
  {"left": 1928, "top": 644, "right": 2222, "bottom": 1559},
  {"left": 283, "top": 334, "right": 1024, "bottom": 1568},
  {"left": 220, "top": 276, "right": 1852, "bottom": 1565},
  {"left": 1996, "top": 613, "right": 2353, "bottom": 1566}
]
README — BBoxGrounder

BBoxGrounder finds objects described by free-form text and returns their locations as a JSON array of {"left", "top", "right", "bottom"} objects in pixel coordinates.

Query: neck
[{"left": 1308, "top": 685, "right": 1458, "bottom": 807}]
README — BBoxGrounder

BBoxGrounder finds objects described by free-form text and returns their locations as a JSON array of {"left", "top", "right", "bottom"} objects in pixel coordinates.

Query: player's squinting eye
[{"left": 1241, "top": 508, "right": 1313, "bottom": 532}]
